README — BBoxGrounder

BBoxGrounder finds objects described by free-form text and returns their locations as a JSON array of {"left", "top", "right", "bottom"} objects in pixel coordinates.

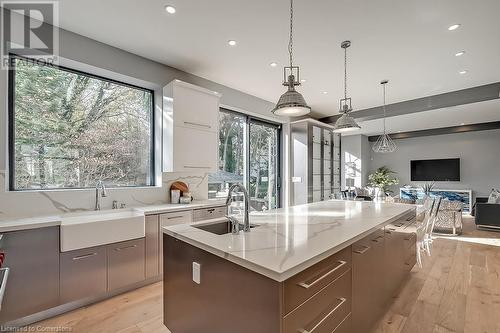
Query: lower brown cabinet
[
  {"left": 60, "top": 246, "right": 107, "bottom": 303},
  {"left": 0, "top": 227, "right": 60, "bottom": 323},
  {"left": 283, "top": 270, "right": 352, "bottom": 333},
  {"left": 107, "top": 238, "right": 145, "bottom": 291},
  {"left": 145, "top": 215, "right": 160, "bottom": 278},
  {"left": 59, "top": 238, "right": 146, "bottom": 304},
  {"left": 163, "top": 210, "right": 416, "bottom": 333},
  {"left": 352, "top": 228, "right": 385, "bottom": 333},
  {"left": 352, "top": 210, "right": 417, "bottom": 333},
  {"left": 284, "top": 247, "right": 351, "bottom": 315}
]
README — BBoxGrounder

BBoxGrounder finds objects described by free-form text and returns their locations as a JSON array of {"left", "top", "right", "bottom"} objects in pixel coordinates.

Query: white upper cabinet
[
  {"left": 170, "top": 82, "right": 219, "bottom": 131},
  {"left": 163, "top": 80, "right": 221, "bottom": 172}
]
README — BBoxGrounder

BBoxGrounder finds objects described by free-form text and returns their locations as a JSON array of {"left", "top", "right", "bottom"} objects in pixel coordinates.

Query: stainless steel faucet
[
  {"left": 225, "top": 183, "right": 250, "bottom": 232},
  {"left": 94, "top": 180, "right": 107, "bottom": 210}
]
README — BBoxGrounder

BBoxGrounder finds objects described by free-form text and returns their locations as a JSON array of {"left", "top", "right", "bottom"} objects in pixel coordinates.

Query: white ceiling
[
  {"left": 346, "top": 99, "right": 500, "bottom": 136},
  {"left": 54, "top": 0, "right": 500, "bottom": 118}
]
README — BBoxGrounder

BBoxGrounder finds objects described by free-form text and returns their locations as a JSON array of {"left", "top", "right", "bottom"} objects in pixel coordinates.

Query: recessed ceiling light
[
  {"left": 455, "top": 51, "right": 465, "bottom": 57},
  {"left": 227, "top": 40, "right": 237, "bottom": 46},
  {"left": 459, "top": 70, "right": 467, "bottom": 75},
  {"left": 322, "top": 91, "right": 328, "bottom": 94},
  {"left": 300, "top": 79, "right": 306, "bottom": 83},
  {"left": 448, "top": 24, "right": 461, "bottom": 31},
  {"left": 165, "top": 5, "right": 176, "bottom": 14},
  {"left": 270, "top": 62, "right": 277, "bottom": 67}
]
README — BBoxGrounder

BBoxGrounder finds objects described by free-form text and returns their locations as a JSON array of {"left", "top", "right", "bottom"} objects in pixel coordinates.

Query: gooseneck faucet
[
  {"left": 225, "top": 183, "right": 250, "bottom": 232},
  {"left": 95, "top": 180, "right": 107, "bottom": 210}
]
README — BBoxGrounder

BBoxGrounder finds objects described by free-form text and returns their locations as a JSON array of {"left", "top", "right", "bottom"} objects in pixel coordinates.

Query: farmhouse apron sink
[{"left": 60, "top": 209, "right": 145, "bottom": 252}]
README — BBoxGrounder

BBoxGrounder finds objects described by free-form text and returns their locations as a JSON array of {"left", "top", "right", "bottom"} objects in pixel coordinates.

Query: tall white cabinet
[
  {"left": 290, "top": 119, "right": 341, "bottom": 205},
  {"left": 163, "top": 80, "right": 221, "bottom": 173}
]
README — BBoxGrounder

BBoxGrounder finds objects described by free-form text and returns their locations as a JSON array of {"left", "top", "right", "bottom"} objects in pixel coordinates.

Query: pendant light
[
  {"left": 333, "top": 41, "right": 361, "bottom": 133},
  {"left": 271, "top": 0, "right": 311, "bottom": 117},
  {"left": 372, "top": 80, "right": 397, "bottom": 153}
]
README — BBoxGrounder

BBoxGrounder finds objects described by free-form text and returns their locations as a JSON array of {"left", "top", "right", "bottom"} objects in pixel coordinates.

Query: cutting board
[{"left": 170, "top": 181, "right": 189, "bottom": 196}]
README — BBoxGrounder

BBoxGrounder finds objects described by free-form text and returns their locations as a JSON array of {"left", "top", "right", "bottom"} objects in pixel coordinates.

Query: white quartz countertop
[
  {"left": 0, "top": 200, "right": 225, "bottom": 233},
  {"left": 135, "top": 200, "right": 225, "bottom": 215},
  {"left": 162, "top": 200, "right": 415, "bottom": 282}
]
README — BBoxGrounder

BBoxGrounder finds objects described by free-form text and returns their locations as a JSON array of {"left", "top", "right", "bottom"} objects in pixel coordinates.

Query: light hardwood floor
[{"left": 33, "top": 217, "right": 500, "bottom": 333}]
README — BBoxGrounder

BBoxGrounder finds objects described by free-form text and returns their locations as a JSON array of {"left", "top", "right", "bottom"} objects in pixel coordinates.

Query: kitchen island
[{"left": 162, "top": 200, "right": 417, "bottom": 333}]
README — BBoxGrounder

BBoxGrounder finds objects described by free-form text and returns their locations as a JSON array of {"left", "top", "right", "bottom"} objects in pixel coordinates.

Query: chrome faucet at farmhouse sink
[
  {"left": 225, "top": 183, "right": 250, "bottom": 233},
  {"left": 94, "top": 180, "right": 107, "bottom": 210}
]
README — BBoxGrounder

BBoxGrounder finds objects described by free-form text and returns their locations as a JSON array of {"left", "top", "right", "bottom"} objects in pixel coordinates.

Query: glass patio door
[{"left": 248, "top": 120, "right": 280, "bottom": 211}]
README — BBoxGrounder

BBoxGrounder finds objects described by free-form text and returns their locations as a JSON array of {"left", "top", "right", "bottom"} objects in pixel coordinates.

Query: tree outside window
[{"left": 10, "top": 56, "right": 154, "bottom": 190}]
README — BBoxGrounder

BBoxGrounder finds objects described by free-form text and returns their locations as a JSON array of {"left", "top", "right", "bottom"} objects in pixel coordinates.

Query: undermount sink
[
  {"left": 194, "top": 218, "right": 259, "bottom": 235},
  {"left": 60, "top": 209, "right": 145, "bottom": 252}
]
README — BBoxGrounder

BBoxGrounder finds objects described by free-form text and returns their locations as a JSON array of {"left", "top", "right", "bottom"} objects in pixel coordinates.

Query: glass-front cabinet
[{"left": 290, "top": 119, "right": 341, "bottom": 205}]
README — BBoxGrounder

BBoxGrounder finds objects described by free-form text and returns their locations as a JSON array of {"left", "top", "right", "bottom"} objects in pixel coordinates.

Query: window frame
[
  {"left": 218, "top": 108, "right": 282, "bottom": 208},
  {"left": 7, "top": 54, "right": 156, "bottom": 191}
]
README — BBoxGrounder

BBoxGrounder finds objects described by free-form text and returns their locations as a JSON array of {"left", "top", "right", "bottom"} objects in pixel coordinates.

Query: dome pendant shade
[
  {"left": 272, "top": 0, "right": 311, "bottom": 117},
  {"left": 333, "top": 112, "right": 361, "bottom": 133},
  {"left": 272, "top": 76, "right": 311, "bottom": 116},
  {"left": 333, "top": 40, "right": 360, "bottom": 133},
  {"left": 372, "top": 133, "right": 397, "bottom": 153}
]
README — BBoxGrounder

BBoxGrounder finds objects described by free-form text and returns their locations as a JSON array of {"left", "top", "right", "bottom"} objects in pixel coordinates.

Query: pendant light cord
[
  {"left": 288, "top": 0, "right": 294, "bottom": 68},
  {"left": 344, "top": 46, "right": 348, "bottom": 101},
  {"left": 382, "top": 82, "right": 387, "bottom": 133}
]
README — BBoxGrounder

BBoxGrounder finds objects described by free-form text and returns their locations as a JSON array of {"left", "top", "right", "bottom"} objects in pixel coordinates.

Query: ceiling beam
[
  {"left": 319, "top": 82, "right": 500, "bottom": 124},
  {"left": 367, "top": 121, "right": 500, "bottom": 142}
]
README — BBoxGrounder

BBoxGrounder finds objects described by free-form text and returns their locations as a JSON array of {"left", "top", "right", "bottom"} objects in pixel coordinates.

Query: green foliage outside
[
  {"left": 12, "top": 57, "right": 153, "bottom": 190},
  {"left": 213, "top": 111, "right": 278, "bottom": 210}
]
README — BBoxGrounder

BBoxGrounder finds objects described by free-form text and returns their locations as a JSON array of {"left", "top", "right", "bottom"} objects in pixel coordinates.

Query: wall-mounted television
[{"left": 410, "top": 158, "right": 460, "bottom": 181}]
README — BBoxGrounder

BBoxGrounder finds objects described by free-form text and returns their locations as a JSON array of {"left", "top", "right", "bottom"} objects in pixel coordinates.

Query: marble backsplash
[{"left": 0, "top": 170, "right": 208, "bottom": 221}]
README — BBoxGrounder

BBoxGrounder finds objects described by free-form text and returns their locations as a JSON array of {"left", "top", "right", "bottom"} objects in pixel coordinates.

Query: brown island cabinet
[{"left": 163, "top": 203, "right": 417, "bottom": 333}]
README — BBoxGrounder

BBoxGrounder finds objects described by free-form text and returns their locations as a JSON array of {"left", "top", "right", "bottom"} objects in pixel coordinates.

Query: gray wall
[
  {"left": 369, "top": 129, "right": 500, "bottom": 197},
  {"left": 0, "top": 15, "right": 277, "bottom": 220}
]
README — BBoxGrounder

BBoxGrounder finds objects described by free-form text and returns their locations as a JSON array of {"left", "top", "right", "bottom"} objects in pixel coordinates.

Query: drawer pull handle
[
  {"left": 184, "top": 165, "right": 211, "bottom": 169},
  {"left": 167, "top": 215, "right": 185, "bottom": 220},
  {"left": 184, "top": 121, "right": 211, "bottom": 129},
  {"left": 297, "top": 260, "right": 347, "bottom": 289},
  {"left": 72, "top": 253, "right": 98, "bottom": 260},
  {"left": 371, "top": 235, "right": 384, "bottom": 242},
  {"left": 299, "top": 297, "right": 347, "bottom": 333},
  {"left": 353, "top": 245, "right": 371, "bottom": 254},
  {"left": 114, "top": 244, "right": 138, "bottom": 251}
]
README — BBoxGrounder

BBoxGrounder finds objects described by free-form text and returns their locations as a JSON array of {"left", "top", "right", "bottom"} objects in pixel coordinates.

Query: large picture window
[
  {"left": 8, "top": 55, "right": 155, "bottom": 190},
  {"left": 209, "top": 109, "right": 280, "bottom": 211}
]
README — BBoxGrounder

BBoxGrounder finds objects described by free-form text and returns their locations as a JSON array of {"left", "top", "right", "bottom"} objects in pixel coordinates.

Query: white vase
[{"left": 375, "top": 187, "right": 386, "bottom": 199}]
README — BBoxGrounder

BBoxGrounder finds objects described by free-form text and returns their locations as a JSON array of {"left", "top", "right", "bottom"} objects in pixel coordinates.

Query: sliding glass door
[
  {"left": 209, "top": 109, "right": 281, "bottom": 211},
  {"left": 249, "top": 120, "right": 279, "bottom": 210}
]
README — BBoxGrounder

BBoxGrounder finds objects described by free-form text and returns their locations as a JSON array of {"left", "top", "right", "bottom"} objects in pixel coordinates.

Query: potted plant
[
  {"left": 368, "top": 166, "right": 399, "bottom": 198},
  {"left": 421, "top": 181, "right": 435, "bottom": 196}
]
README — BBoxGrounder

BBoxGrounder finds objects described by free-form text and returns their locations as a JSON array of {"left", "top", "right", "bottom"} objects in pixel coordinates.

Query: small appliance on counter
[
  {"left": 170, "top": 190, "right": 180, "bottom": 204},
  {"left": 170, "top": 181, "right": 193, "bottom": 204},
  {"left": 179, "top": 196, "right": 191, "bottom": 204}
]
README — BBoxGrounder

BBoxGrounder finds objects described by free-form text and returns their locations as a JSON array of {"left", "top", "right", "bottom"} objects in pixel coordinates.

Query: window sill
[{"left": 7, "top": 185, "right": 162, "bottom": 193}]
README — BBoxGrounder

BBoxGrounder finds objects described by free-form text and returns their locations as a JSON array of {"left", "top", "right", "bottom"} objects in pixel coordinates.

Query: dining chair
[
  {"left": 416, "top": 197, "right": 436, "bottom": 268},
  {"left": 424, "top": 196, "right": 442, "bottom": 256}
]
